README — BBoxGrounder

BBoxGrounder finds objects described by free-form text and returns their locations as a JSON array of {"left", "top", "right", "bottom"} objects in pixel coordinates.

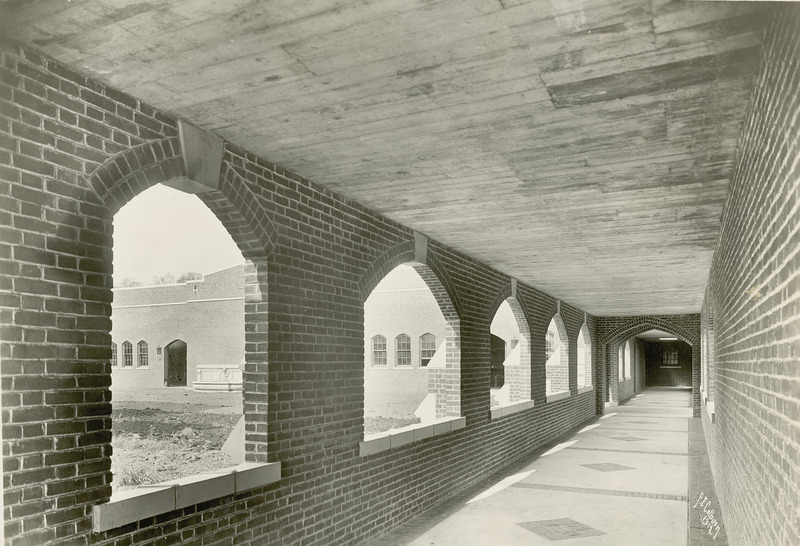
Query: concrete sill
[
  {"left": 359, "top": 416, "right": 466, "bottom": 457},
  {"left": 577, "top": 386, "right": 593, "bottom": 395},
  {"left": 546, "top": 391, "right": 571, "bottom": 404},
  {"left": 490, "top": 399, "right": 535, "bottom": 420},
  {"left": 93, "top": 461, "right": 281, "bottom": 532},
  {"left": 705, "top": 401, "right": 715, "bottom": 423}
]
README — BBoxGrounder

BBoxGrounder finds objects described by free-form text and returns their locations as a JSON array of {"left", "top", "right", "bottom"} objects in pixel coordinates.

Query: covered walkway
[{"left": 364, "top": 388, "right": 720, "bottom": 545}]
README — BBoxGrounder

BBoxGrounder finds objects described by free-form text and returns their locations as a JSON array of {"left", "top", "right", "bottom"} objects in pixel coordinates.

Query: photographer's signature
[{"left": 693, "top": 491, "right": 721, "bottom": 539}]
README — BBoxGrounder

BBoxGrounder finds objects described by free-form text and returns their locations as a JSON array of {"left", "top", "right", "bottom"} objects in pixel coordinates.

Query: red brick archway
[
  {"left": 600, "top": 318, "right": 700, "bottom": 416},
  {"left": 360, "top": 240, "right": 462, "bottom": 420},
  {"left": 86, "top": 139, "right": 279, "bottom": 470}
]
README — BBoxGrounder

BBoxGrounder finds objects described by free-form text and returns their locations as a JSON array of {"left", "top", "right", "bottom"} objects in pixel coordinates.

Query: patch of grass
[
  {"left": 113, "top": 459, "right": 160, "bottom": 488},
  {"left": 364, "top": 415, "right": 420, "bottom": 435}
]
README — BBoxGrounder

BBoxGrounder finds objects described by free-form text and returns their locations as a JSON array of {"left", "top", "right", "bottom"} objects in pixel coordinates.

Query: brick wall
[
  {"left": 634, "top": 339, "right": 646, "bottom": 393},
  {"left": 642, "top": 340, "right": 692, "bottom": 387},
  {"left": 700, "top": 283, "right": 716, "bottom": 405},
  {"left": 0, "top": 39, "right": 603, "bottom": 545},
  {"left": 702, "top": 7, "right": 800, "bottom": 546}
]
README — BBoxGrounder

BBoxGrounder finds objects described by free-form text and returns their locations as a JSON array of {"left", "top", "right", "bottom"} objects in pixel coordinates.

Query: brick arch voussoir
[
  {"left": 547, "top": 311, "right": 569, "bottom": 342},
  {"left": 579, "top": 322, "right": 593, "bottom": 346},
  {"left": 422, "top": 251, "right": 463, "bottom": 320},
  {"left": 488, "top": 285, "right": 533, "bottom": 337},
  {"left": 411, "top": 263, "right": 460, "bottom": 326},
  {"left": 217, "top": 162, "right": 280, "bottom": 260},
  {"left": 358, "top": 240, "right": 416, "bottom": 302},
  {"left": 86, "top": 137, "right": 185, "bottom": 215},
  {"left": 601, "top": 317, "right": 698, "bottom": 348}
]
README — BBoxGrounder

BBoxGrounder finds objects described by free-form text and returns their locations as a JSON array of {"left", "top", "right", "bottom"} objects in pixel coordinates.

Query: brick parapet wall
[
  {"left": 702, "top": 7, "right": 800, "bottom": 546},
  {"left": 1, "top": 39, "right": 603, "bottom": 545}
]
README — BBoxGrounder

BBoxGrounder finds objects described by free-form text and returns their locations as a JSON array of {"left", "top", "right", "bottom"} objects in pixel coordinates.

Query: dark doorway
[
  {"left": 643, "top": 340, "right": 692, "bottom": 387},
  {"left": 165, "top": 340, "right": 187, "bottom": 387},
  {"left": 490, "top": 334, "right": 506, "bottom": 388}
]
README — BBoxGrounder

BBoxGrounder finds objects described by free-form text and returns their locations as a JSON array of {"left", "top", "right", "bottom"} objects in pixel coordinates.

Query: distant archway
[{"left": 600, "top": 318, "right": 700, "bottom": 416}]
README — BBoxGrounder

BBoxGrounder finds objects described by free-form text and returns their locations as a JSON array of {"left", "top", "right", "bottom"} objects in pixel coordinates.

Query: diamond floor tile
[
  {"left": 581, "top": 462, "right": 635, "bottom": 472},
  {"left": 517, "top": 518, "right": 606, "bottom": 541}
]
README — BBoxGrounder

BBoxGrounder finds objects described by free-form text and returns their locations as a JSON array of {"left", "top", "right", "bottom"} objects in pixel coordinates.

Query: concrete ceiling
[{"left": 0, "top": 0, "right": 773, "bottom": 316}]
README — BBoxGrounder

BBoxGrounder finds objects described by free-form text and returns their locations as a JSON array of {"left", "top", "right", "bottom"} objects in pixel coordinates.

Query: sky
[{"left": 112, "top": 184, "right": 245, "bottom": 285}]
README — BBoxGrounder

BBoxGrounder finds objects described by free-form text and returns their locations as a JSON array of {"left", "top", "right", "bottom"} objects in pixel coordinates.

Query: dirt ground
[
  {"left": 111, "top": 388, "right": 241, "bottom": 492},
  {"left": 111, "top": 388, "right": 419, "bottom": 491}
]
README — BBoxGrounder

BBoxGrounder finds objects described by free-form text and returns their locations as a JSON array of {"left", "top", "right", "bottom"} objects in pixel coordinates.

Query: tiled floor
[{"left": 361, "top": 387, "right": 723, "bottom": 546}]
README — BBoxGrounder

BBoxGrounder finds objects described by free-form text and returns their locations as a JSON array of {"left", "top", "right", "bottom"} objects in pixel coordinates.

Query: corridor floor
[{"left": 362, "top": 387, "right": 717, "bottom": 546}]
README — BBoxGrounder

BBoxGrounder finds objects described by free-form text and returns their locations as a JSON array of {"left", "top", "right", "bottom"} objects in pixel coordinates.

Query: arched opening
[
  {"left": 110, "top": 182, "right": 255, "bottom": 490},
  {"left": 490, "top": 298, "right": 532, "bottom": 408},
  {"left": 577, "top": 324, "right": 592, "bottom": 388},
  {"left": 546, "top": 314, "right": 569, "bottom": 396},
  {"left": 490, "top": 334, "right": 506, "bottom": 389},
  {"left": 636, "top": 331, "right": 692, "bottom": 388},
  {"left": 363, "top": 262, "right": 460, "bottom": 436},
  {"left": 164, "top": 339, "right": 187, "bottom": 386},
  {"left": 605, "top": 327, "right": 695, "bottom": 408},
  {"left": 624, "top": 339, "right": 633, "bottom": 380}
]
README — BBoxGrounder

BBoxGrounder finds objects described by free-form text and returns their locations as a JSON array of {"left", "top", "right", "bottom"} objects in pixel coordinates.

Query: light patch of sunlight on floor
[
  {"left": 577, "top": 423, "right": 601, "bottom": 433},
  {"left": 601, "top": 413, "right": 616, "bottom": 419},
  {"left": 466, "top": 470, "right": 535, "bottom": 504},
  {"left": 541, "top": 440, "right": 577, "bottom": 457}
]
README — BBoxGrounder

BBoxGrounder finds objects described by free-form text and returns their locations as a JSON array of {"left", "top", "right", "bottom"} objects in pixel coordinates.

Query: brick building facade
[
  {"left": 364, "top": 265, "right": 447, "bottom": 420},
  {"left": 0, "top": 5, "right": 798, "bottom": 546},
  {"left": 110, "top": 265, "right": 245, "bottom": 391}
]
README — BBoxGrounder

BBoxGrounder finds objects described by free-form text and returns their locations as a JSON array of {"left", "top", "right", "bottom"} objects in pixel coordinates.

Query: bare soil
[
  {"left": 111, "top": 388, "right": 420, "bottom": 491},
  {"left": 111, "top": 388, "right": 240, "bottom": 492}
]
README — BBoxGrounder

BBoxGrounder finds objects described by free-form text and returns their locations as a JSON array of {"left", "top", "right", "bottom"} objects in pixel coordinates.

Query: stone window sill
[
  {"left": 93, "top": 461, "right": 281, "bottom": 532},
  {"left": 577, "top": 386, "right": 593, "bottom": 395},
  {"left": 359, "top": 416, "right": 466, "bottom": 457},
  {"left": 546, "top": 391, "right": 571, "bottom": 403},
  {"left": 490, "top": 399, "right": 535, "bottom": 420}
]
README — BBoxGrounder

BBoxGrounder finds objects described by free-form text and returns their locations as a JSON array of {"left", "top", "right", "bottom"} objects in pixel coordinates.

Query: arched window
[
  {"left": 395, "top": 334, "right": 411, "bottom": 366},
  {"left": 106, "top": 179, "right": 268, "bottom": 508},
  {"left": 624, "top": 339, "right": 632, "bottom": 379},
  {"left": 372, "top": 335, "right": 387, "bottom": 366},
  {"left": 545, "top": 315, "right": 569, "bottom": 396},
  {"left": 490, "top": 298, "right": 532, "bottom": 409},
  {"left": 363, "top": 263, "right": 459, "bottom": 435},
  {"left": 137, "top": 341, "right": 149, "bottom": 368},
  {"left": 618, "top": 345, "right": 625, "bottom": 380},
  {"left": 577, "top": 325, "right": 592, "bottom": 388},
  {"left": 419, "top": 333, "right": 436, "bottom": 367},
  {"left": 122, "top": 341, "right": 133, "bottom": 368},
  {"left": 111, "top": 342, "right": 118, "bottom": 367}
]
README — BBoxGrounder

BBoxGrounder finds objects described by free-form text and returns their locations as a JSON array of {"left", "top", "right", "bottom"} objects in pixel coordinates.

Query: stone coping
[
  {"left": 490, "top": 399, "right": 535, "bottom": 420},
  {"left": 546, "top": 390, "right": 571, "bottom": 404},
  {"left": 93, "top": 461, "right": 281, "bottom": 532},
  {"left": 360, "top": 416, "right": 466, "bottom": 457}
]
